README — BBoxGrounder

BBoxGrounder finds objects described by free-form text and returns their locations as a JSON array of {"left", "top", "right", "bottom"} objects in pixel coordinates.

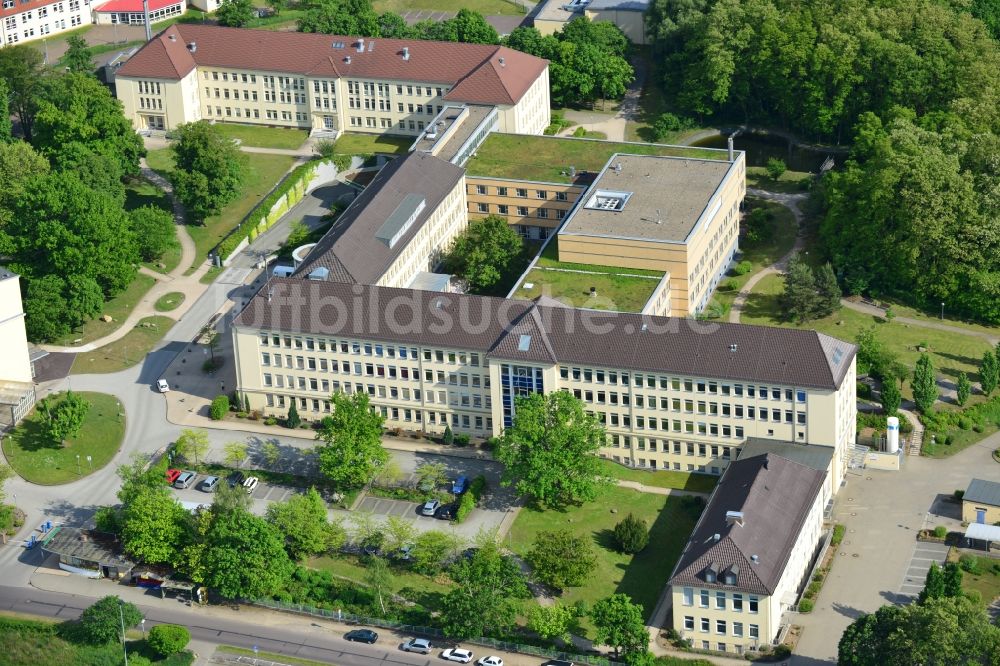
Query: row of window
[
  {"left": 473, "top": 184, "right": 571, "bottom": 200},
  {"left": 109, "top": 5, "right": 181, "bottom": 23},
  {"left": 260, "top": 353, "right": 491, "bottom": 388},
  {"left": 474, "top": 203, "right": 566, "bottom": 220},
  {"left": 608, "top": 455, "right": 725, "bottom": 474},
  {"left": 3, "top": 15, "right": 77, "bottom": 41},
  {"left": 682, "top": 616, "right": 760, "bottom": 641},
  {"left": 683, "top": 588, "right": 759, "bottom": 613},
  {"left": 560, "top": 368, "right": 808, "bottom": 403},
  {"left": 3, "top": 0, "right": 82, "bottom": 18},
  {"left": 608, "top": 438, "right": 734, "bottom": 458},
  {"left": 260, "top": 375, "right": 491, "bottom": 409},
  {"left": 262, "top": 392, "right": 491, "bottom": 431},
  {"left": 572, "top": 388, "right": 806, "bottom": 415},
  {"left": 258, "top": 337, "right": 483, "bottom": 367},
  {"left": 138, "top": 97, "right": 163, "bottom": 110}
]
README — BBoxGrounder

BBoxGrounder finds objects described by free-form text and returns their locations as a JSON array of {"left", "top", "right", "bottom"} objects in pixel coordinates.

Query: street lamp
[
  {"left": 940, "top": 302, "right": 945, "bottom": 320},
  {"left": 76, "top": 454, "right": 81, "bottom": 476},
  {"left": 118, "top": 600, "right": 130, "bottom": 666},
  {"left": 140, "top": 618, "right": 146, "bottom": 638}
]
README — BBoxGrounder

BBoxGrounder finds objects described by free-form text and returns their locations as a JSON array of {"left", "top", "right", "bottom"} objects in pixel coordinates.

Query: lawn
[
  {"left": 1, "top": 392, "right": 125, "bottom": 485},
  {"left": 746, "top": 167, "right": 811, "bottom": 194},
  {"left": 213, "top": 123, "right": 309, "bottom": 150},
  {"left": 466, "top": 134, "right": 729, "bottom": 184},
  {"left": 946, "top": 550, "right": 1000, "bottom": 606},
  {"left": 331, "top": 133, "right": 412, "bottom": 156},
  {"left": 71, "top": 316, "right": 175, "bottom": 374},
  {"left": 50, "top": 274, "right": 157, "bottom": 346},
  {"left": 310, "top": 553, "right": 453, "bottom": 608},
  {"left": 703, "top": 198, "right": 798, "bottom": 319},
  {"left": 598, "top": 459, "right": 718, "bottom": 493},
  {"left": 535, "top": 238, "right": 664, "bottom": 277},
  {"left": 0, "top": 616, "right": 192, "bottom": 666},
  {"left": 154, "top": 292, "right": 186, "bottom": 312},
  {"left": 508, "top": 484, "right": 703, "bottom": 637},
  {"left": 125, "top": 177, "right": 183, "bottom": 274},
  {"left": 218, "top": 646, "right": 329, "bottom": 666},
  {"left": 515, "top": 267, "right": 661, "bottom": 312},
  {"left": 373, "top": 0, "right": 524, "bottom": 13},
  {"left": 199, "top": 265, "right": 224, "bottom": 284},
  {"left": 741, "top": 274, "right": 993, "bottom": 387},
  {"left": 146, "top": 148, "right": 296, "bottom": 258}
]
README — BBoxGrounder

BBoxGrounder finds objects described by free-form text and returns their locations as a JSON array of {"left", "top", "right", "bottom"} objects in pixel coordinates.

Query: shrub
[
  {"left": 831, "top": 524, "right": 846, "bottom": 547},
  {"left": 959, "top": 554, "right": 981, "bottom": 574},
  {"left": 954, "top": 489, "right": 965, "bottom": 500},
  {"left": 79, "top": 596, "right": 142, "bottom": 644},
  {"left": 732, "top": 260, "right": 753, "bottom": 275},
  {"left": 286, "top": 401, "right": 301, "bottom": 428},
  {"left": 613, "top": 513, "right": 649, "bottom": 554},
  {"left": 315, "top": 139, "right": 337, "bottom": 158},
  {"left": 856, "top": 382, "right": 873, "bottom": 399},
  {"left": 773, "top": 645, "right": 792, "bottom": 658},
  {"left": 973, "top": 423, "right": 985, "bottom": 433},
  {"left": 209, "top": 395, "right": 229, "bottom": 421},
  {"left": 932, "top": 525, "right": 947, "bottom": 539},
  {"left": 455, "top": 475, "right": 486, "bottom": 524},
  {"left": 812, "top": 572, "right": 824, "bottom": 582},
  {"left": 147, "top": 624, "right": 191, "bottom": 657},
  {"left": 798, "top": 599, "right": 814, "bottom": 613},
  {"left": 264, "top": 417, "right": 278, "bottom": 426},
  {"left": 454, "top": 433, "right": 471, "bottom": 446},
  {"left": 442, "top": 425, "right": 454, "bottom": 445},
  {"left": 651, "top": 112, "right": 694, "bottom": 141}
]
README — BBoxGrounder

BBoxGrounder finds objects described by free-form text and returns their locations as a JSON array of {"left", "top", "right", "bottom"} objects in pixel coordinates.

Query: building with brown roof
[
  {"left": 114, "top": 24, "right": 550, "bottom": 135},
  {"left": 232, "top": 278, "right": 857, "bottom": 484},
  {"left": 668, "top": 452, "right": 826, "bottom": 656}
]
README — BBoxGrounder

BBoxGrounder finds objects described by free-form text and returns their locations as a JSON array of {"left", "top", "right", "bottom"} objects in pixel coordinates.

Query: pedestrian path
[{"left": 839, "top": 299, "right": 998, "bottom": 345}]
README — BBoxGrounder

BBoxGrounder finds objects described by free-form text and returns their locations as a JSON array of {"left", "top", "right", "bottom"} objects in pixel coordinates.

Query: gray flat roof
[
  {"left": 411, "top": 104, "right": 495, "bottom": 163},
  {"left": 738, "top": 438, "right": 834, "bottom": 472},
  {"left": 559, "top": 154, "right": 735, "bottom": 244},
  {"left": 535, "top": 0, "right": 583, "bottom": 24},
  {"left": 587, "top": 0, "right": 649, "bottom": 9},
  {"left": 41, "top": 526, "right": 134, "bottom": 567},
  {"left": 965, "top": 478, "right": 1000, "bottom": 507}
]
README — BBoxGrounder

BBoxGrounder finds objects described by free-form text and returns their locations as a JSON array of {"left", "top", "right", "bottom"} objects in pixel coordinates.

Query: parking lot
[
  {"left": 897, "top": 541, "right": 949, "bottom": 601},
  {"left": 168, "top": 472, "right": 304, "bottom": 514}
]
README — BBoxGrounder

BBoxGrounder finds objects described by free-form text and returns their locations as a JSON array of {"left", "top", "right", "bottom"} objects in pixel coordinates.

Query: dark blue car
[{"left": 452, "top": 475, "right": 468, "bottom": 494}]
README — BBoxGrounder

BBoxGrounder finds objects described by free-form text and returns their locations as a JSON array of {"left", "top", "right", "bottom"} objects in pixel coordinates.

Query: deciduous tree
[
  {"left": 880, "top": 378, "right": 900, "bottom": 417},
  {"left": 201, "top": 506, "right": 294, "bottom": 599},
  {"left": 364, "top": 555, "right": 392, "bottom": 614},
  {"left": 79, "top": 596, "right": 143, "bottom": 644},
  {"left": 442, "top": 215, "right": 525, "bottom": 295},
  {"left": 591, "top": 593, "right": 649, "bottom": 660},
  {"left": 383, "top": 515, "right": 417, "bottom": 555},
  {"left": 918, "top": 561, "right": 945, "bottom": 603},
  {"left": 0, "top": 44, "right": 45, "bottom": 140},
  {"left": 315, "top": 392, "right": 387, "bottom": 488},
  {"left": 174, "top": 429, "right": 210, "bottom": 466},
  {"left": 223, "top": 441, "right": 248, "bottom": 468},
  {"left": 943, "top": 562, "right": 963, "bottom": 599},
  {"left": 61, "top": 36, "right": 95, "bottom": 73},
  {"left": 266, "top": 487, "right": 342, "bottom": 559},
  {"left": 170, "top": 121, "right": 246, "bottom": 222},
  {"left": 411, "top": 529, "right": 461, "bottom": 574},
  {"left": 981, "top": 351, "right": 999, "bottom": 396},
  {"left": 527, "top": 603, "right": 575, "bottom": 642},
  {"left": 527, "top": 529, "right": 597, "bottom": 590},
  {"left": 956, "top": 372, "right": 971, "bottom": 406},
  {"left": 216, "top": 0, "right": 256, "bottom": 27},
  {"left": 147, "top": 624, "right": 190, "bottom": 657},
  {"left": 765, "top": 157, "right": 787, "bottom": 181},
  {"left": 40, "top": 390, "right": 90, "bottom": 445},
  {"left": 0, "top": 79, "right": 12, "bottom": 142},
  {"left": 495, "top": 391, "right": 610, "bottom": 508},
  {"left": 129, "top": 205, "right": 177, "bottom": 262},
  {"left": 440, "top": 543, "right": 530, "bottom": 638}
]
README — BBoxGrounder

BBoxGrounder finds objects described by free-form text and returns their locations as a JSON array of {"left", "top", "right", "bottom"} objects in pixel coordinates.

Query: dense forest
[{"left": 647, "top": 0, "right": 1000, "bottom": 322}]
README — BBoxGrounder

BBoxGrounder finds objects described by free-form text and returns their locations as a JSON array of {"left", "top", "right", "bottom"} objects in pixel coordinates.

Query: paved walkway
[
  {"left": 839, "top": 299, "right": 999, "bottom": 345},
  {"left": 728, "top": 189, "right": 808, "bottom": 323},
  {"left": 556, "top": 54, "right": 647, "bottom": 142}
]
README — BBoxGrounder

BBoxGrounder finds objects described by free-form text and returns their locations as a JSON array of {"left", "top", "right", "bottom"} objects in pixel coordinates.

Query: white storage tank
[{"left": 887, "top": 416, "right": 900, "bottom": 453}]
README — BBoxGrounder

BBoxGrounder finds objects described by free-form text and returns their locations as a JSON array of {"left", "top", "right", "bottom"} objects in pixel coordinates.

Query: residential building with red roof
[
  {"left": 114, "top": 23, "right": 550, "bottom": 136},
  {"left": 92, "top": 0, "right": 184, "bottom": 27}
]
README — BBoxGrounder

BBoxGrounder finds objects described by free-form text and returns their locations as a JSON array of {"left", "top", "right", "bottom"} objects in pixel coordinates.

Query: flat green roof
[
  {"left": 513, "top": 267, "right": 662, "bottom": 313},
  {"left": 465, "top": 134, "right": 731, "bottom": 184}
]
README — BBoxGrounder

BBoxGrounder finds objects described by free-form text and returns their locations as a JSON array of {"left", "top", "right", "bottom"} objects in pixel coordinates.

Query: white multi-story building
[
  {"left": 114, "top": 24, "right": 551, "bottom": 136},
  {"left": 0, "top": 0, "right": 91, "bottom": 47},
  {"left": 0, "top": 269, "right": 36, "bottom": 429}
]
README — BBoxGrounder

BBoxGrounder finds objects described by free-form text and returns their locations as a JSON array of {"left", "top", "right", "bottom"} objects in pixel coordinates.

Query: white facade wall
[
  {"left": 495, "top": 68, "right": 551, "bottom": 136},
  {"left": 0, "top": 0, "right": 90, "bottom": 47},
  {"left": 0, "top": 275, "right": 33, "bottom": 384}
]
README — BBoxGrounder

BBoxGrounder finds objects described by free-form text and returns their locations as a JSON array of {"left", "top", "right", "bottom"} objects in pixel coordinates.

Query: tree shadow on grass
[
  {"left": 741, "top": 290, "right": 785, "bottom": 324},
  {"left": 7, "top": 418, "right": 62, "bottom": 453}
]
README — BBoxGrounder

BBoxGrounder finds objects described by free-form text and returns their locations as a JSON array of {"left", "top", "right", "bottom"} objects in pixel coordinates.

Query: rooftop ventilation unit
[
  {"left": 517, "top": 335, "right": 531, "bottom": 352},
  {"left": 712, "top": 533, "right": 721, "bottom": 542},
  {"left": 585, "top": 189, "right": 632, "bottom": 212},
  {"left": 725, "top": 511, "right": 745, "bottom": 527},
  {"left": 307, "top": 267, "right": 329, "bottom": 281},
  {"left": 187, "top": 41, "right": 197, "bottom": 53},
  {"left": 375, "top": 194, "right": 426, "bottom": 249},
  {"left": 729, "top": 343, "right": 738, "bottom": 352},
  {"left": 613, "top": 162, "right": 622, "bottom": 175},
  {"left": 498, "top": 56, "right": 505, "bottom": 67},
  {"left": 367, "top": 40, "right": 374, "bottom": 52},
  {"left": 751, "top": 554, "right": 760, "bottom": 564},
  {"left": 356, "top": 38, "right": 365, "bottom": 52},
  {"left": 402, "top": 46, "right": 410, "bottom": 61},
  {"left": 426, "top": 128, "right": 438, "bottom": 140}
]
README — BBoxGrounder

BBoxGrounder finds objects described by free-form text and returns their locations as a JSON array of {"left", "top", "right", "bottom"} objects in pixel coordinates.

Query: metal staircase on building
[{"left": 847, "top": 444, "right": 869, "bottom": 470}]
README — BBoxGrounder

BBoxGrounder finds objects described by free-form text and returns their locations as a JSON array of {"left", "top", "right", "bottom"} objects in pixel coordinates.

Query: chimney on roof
[
  {"left": 168, "top": 34, "right": 176, "bottom": 42},
  {"left": 727, "top": 135, "right": 735, "bottom": 162},
  {"left": 499, "top": 56, "right": 505, "bottom": 67},
  {"left": 345, "top": 55, "right": 352, "bottom": 64},
  {"left": 357, "top": 38, "right": 365, "bottom": 53},
  {"left": 725, "top": 511, "right": 745, "bottom": 527},
  {"left": 751, "top": 554, "right": 760, "bottom": 564},
  {"left": 402, "top": 47, "right": 410, "bottom": 61},
  {"left": 712, "top": 533, "right": 721, "bottom": 542},
  {"left": 187, "top": 41, "right": 197, "bottom": 53},
  {"left": 729, "top": 343, "right": 738, "bottom": 352}
]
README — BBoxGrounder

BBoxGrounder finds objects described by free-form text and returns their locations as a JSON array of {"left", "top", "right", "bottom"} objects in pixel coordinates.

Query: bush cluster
[
  {"left": 454, "top": 475, "right": 487, "bottom": 524},
  {"left": 209, "top": 395, "right": 229, "bottom": 421}
]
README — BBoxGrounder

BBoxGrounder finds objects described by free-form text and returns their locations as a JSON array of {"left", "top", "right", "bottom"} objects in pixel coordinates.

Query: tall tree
[
  {"left": 39, "top": 390, "right": 90, "bottom": 445},
  {"left": 527, "top": 529, "right": 597, "bottom": 590},
  {"left": 918, "top": 561, "right": 945, "bottom": 603},
  {"left": 411, "top": 529, "right": 462, "bottom": 575},
  {"left": 129, "top": 205, "right": 177, "bottom": 262},
  {"left": 223, "top": 441, "right": 248, "bottom": 468},
  {"left": 880, "top": 377, "right": 900, "bottom": 417},
  {"left": 942, "top": 562, "right": 963, "bottom": 599},
  {"left": 814, "top": 263, "right": 842, "bottom": 318},
  {"left": 79, "top": 596, "right": 143, "bottom": 645},
  {"left": 315, "top": 392, "right": 387, "bottom": 488},
  {"left": 0, "top": 44, "right": 45, "bottom": 140},
  {"left": 382, "top": 515, "right": 416, "bottom": 555},
  {"left": 298, "top": 0, "right": 380, "bottom": 35},
  {"left": 0, "top": 79, "right": 12, "bottom": 142},
  {"left": 120, "top": 484, "right": 190, "bottom": 564},
  {"left": 440, "top": 543, "right": 530, "bottom": 638},
  {"left": 495, "top": 391, "right": 610, "bottom": 508},
  {"left": 174, "top": 429, "right": 210, "bottom": 466},
  {"left": 956, "top": 372, "right": 971, "bottom": 406},
  {"left": 442, "top": 217, "right": 525, "bottom": 295},
  {"left": 448, "top": 9, "right": 499, "bottom": 44},
  {"left": 33, "top": 73, "right": 144, "bottom": 177},
  {"left": 781, "top": 253, "right": 820, "bottom": 323},
  {"left": 912, "top": 353, "right": 938, "bottom": 414},
  {"left": 216, "top": 0, "right": 256, "bottom": 27},
  {"left": 364, "top": 555, "right": 392, "bottom": 614},
  {"left": 170, "top": 121, "right": 246, "bottom": 222},
  {"left": 590, "top": 593, "right": 649, "bottom": 660},
  {"left": 0, "top": 141, "right": 48, "bottom": 230},
  {"left": 266, "top": 487, "right": 343, "bottom": 559},
  {"left": 527, "top": 603, "right": 575, "bottom": 642},
  {"left": 61, "top": 36, "right": 95, "bottom": 74},
  {"left": 201, "top": 505, "right": 294, "bottom": 599},
  {"left": 981, "top": 351, "right": 999, "bottom": 396}
]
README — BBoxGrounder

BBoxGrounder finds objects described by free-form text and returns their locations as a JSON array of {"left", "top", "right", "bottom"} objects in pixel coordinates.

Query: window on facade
[{"left": 699, "top": 590, "right": 709, "bottom": 608}]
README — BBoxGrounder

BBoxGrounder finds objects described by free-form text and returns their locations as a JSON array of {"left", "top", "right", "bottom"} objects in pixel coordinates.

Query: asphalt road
[{"left": 0, "top": 585, "right": 442, "bottom": 666}]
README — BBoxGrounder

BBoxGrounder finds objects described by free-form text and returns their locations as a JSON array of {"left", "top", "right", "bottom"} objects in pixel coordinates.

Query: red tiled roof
[
  {"left": 94, "top": 0, "right": 182, "bottom": 12},
  {"left": 117, "top": 24, "right": 548, "bottom": 105},
  {"left": 1, "top": 0, "right": 59, "bottom": 19}
]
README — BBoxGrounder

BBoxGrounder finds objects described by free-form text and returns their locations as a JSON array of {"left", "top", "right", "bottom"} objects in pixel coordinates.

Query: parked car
[
  {"left": 165, "top": 468, "right": 181, "bottom": 485},
  {"left": 227, "top": 471, "right": 245, "bottom": 488},
  {"left": 435, "top": 504, "right": 457, "bottom": 521},
  {"left": 156, "top": 379, "right": 170, "bottom": 393},
  {"left": 401, "top": 638, "right": 432, "bottom": 654},
  {"left": 173, "top": 471, "right": 196, "bottom": 489},
  {"left": 540, "top": 661, "right": 575, "bottom": 666},
  {"left": 200, "top": 476, "right": 220, "bottom": 492},
  {"left": 396, "top": 544, "right": 414, "bottom": 561},
  {"left": 477, "top": 657, "right": 503, "bottom": 666},
  {"left": 421, "top": 499, "right": 440, "bottom": 516},
  {"left": 344, "top": 629, "right": 378, "bottom": 644},
  {"left": 243, "top": 476, "right": 259, "bottom": 494},
  {"left": 451, "top": 475, "right": 467, "bottom": 494},
  {"left": 441, "top": 648, "right": 474, "bottom": 663}
]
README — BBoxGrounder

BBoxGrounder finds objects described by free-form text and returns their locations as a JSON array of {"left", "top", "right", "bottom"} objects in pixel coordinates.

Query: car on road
[
  {"left": 174, "top": 471, "right": 197, "bottom": 489},
  {"left": 165, "top": 468, "right": 181, "bottom": 485},
  {"left": 451, "top": 476, "right": 467, "bottom": 494},
  {"left": 156, "top": 379, "right": 170, "bottom": 393},
  {"left": 344, "top": 629, "right": 378, "bottom": 644},
  {"left": 421, "top": 499, "right": 440, "bottom": 516},
  {"left": 441, "top": 648, "right": 474, "bottom": 663},
  {"left": 435, "top": 504, "right": 456, "bottom": 521},
  {"left": 477, "top": 657, "right": 503, "bottom": 666},
  {"left": 401, "top": 638, "right": 432, "bottom": 654},
  {"left": 243, "top": 476, "right": 259, "bottom": 494},
  {"left": 200, "top": 476, "right": 220, "bottom": 492},
  {"left": 228, "top": 471, "right": 245, "bottom": 488}
]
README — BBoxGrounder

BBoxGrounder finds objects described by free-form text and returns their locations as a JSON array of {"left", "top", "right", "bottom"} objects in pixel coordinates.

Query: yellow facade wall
[
  {"left": 465, "top": 177, "right": 584, "bottom": 235},
  {"left": 963, "top": 500, "right": 1000, "bottom": 524}
]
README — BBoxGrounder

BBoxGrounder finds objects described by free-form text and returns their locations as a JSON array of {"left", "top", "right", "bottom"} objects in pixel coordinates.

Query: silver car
[{"left": 402, "top": 638, "right": 432, "bottom": 654}]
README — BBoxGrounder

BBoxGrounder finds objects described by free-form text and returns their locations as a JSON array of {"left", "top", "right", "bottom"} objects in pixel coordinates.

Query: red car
[{"left": 165, "top": 468, "right": 181, "bottom": 484}]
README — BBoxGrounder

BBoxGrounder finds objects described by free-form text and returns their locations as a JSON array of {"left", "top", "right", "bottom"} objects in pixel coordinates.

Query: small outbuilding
[
  {"left": 963, "top": 478, "right": 1000, "bottom": 525},
  {"left": 41, "top": 527, "right": 134, "bottom": 580}
]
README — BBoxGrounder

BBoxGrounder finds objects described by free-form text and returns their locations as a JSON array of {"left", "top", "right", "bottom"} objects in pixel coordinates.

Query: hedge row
[
  {"left": 216, "top": 159, "right": 325, "bottom": 262},
  {"left": 454, "top": 475, "right": 487, "bottom": 524}
]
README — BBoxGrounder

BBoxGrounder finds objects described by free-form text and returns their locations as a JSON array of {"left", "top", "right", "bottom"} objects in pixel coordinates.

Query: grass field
[
  {"left": 742, "top": 274, "right": 993, "bottom": 386},
  {"left": 50, "top": 274, "right": 157, "bottom": 346},
  {"left": 1, "top": 392, "right": 125, "bottom": 485},
  {"left": 599, "top": 459, "right": 718, "bottom": 493},
  {"left": 509, "top": 485, "right": 702, "bottom": 637},
  {"left": 310, "top": 554, "right": 453, "bottom": 609},
  {"left": 213, "top": 123, "right": 309, "bottom": 150},
  {"left": 332, "top": 133, "right": 412, "bottom": 156},
  {"left": 947, "top": 550, "right": 1000, "bottom": 606},
  {"left": 71, "top": 316, "right": 175, "bottom": 374},
  {"left": 746, "top": 167, "right": 811, "bottom": 194},
  {"left": 515, "top": 268, "right": 660, "bottom": 312},
  {"left": 154, "top": 292, "right": 186, "bottom": 312},
  {"left": 466, "top": 134, "right": 728, "bottom": 184},
  {"left": 146, "top": 148, "right": 296, "bottom": 258},
  {"left": 703, "top": 198, "right": 798, "bottom": 319}
]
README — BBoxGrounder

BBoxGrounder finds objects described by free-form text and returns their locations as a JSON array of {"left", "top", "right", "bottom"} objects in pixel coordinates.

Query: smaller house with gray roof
[
  {"left": 668, "top": 453, "right": 826, "bottom": 656},
  {"left": 963, "top": 478, "right": 1000, "bottom": 525}
]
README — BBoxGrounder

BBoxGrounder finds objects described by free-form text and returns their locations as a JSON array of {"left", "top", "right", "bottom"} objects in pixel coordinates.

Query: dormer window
[
  {"left": 724, "top": 564, "right": 739, "bottom": 585},
  {"left": 704, "top": 562, "right": 719, "bottom": 583}
]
